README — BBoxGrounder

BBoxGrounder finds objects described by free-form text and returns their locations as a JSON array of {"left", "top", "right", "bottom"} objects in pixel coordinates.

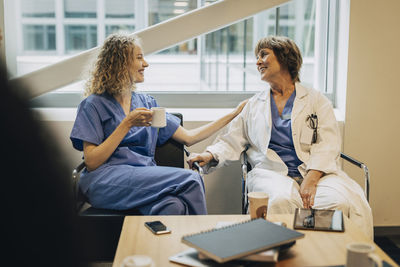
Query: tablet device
[{"left": 293, "top": 208, "right": 344, "bottom": 232}]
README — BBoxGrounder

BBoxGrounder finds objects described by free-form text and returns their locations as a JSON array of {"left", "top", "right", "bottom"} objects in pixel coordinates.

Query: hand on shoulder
[{"left": 233, "top": 98, "right": 249, "bottom": 116}]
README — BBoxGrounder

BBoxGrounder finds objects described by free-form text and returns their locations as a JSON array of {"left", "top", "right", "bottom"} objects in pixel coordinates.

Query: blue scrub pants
[{"left": 79, "top": 164, "right": 207, "bottom": 215}]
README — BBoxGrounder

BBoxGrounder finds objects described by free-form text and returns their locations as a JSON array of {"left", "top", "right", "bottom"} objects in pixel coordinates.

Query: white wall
[{"left": 344, "top": 0, "right": 400, "bottom": 226}]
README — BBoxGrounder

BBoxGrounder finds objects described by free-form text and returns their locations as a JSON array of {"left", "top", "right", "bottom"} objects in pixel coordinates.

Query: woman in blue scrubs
[{"left": 70, "top": 34, "right": 247, "bottom": 215}]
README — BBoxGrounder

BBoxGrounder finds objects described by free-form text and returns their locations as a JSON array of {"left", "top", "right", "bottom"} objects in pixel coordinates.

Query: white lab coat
[{"left": 206, "top": 83, "right": 373, "bottom": 239}]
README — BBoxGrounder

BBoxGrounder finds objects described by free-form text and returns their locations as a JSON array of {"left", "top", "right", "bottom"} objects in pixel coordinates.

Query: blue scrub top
[
  {"left": 268, "top": 90, "right": 303, "bottom": 177},
  {"left": 70, "top": 91, "right": 180, "bottom": 167}
]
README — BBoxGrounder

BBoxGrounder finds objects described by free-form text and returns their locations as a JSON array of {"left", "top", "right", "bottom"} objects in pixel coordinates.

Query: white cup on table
[
  {"left": 121, "top": 255, "right": 155, "bottom": 267},
  {"left": 150, "top": 107, "right": 166, "bottom": 128},
  {"left": 346, "top": 242, "right": 382, "bottom": 267}
]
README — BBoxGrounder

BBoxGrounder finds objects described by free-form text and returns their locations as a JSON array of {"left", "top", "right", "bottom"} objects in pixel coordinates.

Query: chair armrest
[
  {"left": 72, "top": 161, "right": 85, "bottom": 190},
  {"left": 340, "top": 153, "right": 363, "bottom": 168},
  {"left": 240, "top": 148, "right": 250, "bottom": 214},
  {"left": 240, "top": 149, "right": 249, "bottom": 186},
  {"left": 72, "top": 161, "right": 86, "bottom": 178},
  {"left": 72, "top": 161, "right": 86, "bottom": 212},
  {"left": 340, "top": 153, "right": 370, "bottom": 202},
  {"left": 184, "top": 147, "right": 204, "bottom": 176}
]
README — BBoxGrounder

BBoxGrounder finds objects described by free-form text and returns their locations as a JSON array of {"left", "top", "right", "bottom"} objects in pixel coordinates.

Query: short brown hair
[
  {"left": 85, "top": 34, "right": 141, "bottom": 96},
  {"left": 254, "top": 36, "right": 302, "bottom": 83}
]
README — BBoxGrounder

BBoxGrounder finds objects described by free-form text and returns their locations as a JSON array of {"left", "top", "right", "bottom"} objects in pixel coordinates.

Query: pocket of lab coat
[{"left": 300, "top": 126, "right": 313, "bottom": 151}]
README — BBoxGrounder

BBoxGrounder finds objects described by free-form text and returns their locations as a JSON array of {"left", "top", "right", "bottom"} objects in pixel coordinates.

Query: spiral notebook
[{"left": 181, "top": 218, "right": 304, "bottom": 263}]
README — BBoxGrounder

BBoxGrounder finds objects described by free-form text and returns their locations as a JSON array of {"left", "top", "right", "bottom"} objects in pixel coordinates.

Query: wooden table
[{"left": 113, "top": 214, "right": 398, "bottom": 267}]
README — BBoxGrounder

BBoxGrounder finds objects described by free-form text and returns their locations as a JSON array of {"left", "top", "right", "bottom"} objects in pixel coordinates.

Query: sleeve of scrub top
[
  {"left": 306, "top": 92, "right": 341, "bottom": 174},
  {"left": 70, "top": 100, "right": 104, "bottom": 151},
  {"left": 156, "top": 113, "right": 181, "bottom": 146}
]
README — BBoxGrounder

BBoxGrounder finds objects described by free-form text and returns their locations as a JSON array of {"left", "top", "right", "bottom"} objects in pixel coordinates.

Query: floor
[{"left": 374, "top": 234, "right": 400, "bottom": 265}]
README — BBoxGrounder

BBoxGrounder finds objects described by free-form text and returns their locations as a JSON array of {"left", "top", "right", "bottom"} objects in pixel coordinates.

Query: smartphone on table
[{"left": 144, "top": 220, "right": 171, "bottom": 235}]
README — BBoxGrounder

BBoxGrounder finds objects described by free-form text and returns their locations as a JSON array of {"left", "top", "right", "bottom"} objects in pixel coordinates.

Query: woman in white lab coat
[{"left": 188, "top": 36, "right": 373, "bottom": 238}]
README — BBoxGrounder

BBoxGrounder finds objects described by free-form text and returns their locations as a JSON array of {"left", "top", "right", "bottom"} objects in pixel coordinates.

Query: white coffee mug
[
  {"left": 120, "top": 255, "right": 154, "bottom": 267},
  {"left": 346, "top": 242, "right": 382, "bottom": 267},
  {"left": 151, "top": 107, "right": 166, "bottom": 128}
]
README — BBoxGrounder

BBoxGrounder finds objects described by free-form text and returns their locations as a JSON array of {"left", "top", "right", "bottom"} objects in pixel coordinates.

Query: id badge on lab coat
[{"left": 300, "top": 126, "right": 314, "bottom": 145}]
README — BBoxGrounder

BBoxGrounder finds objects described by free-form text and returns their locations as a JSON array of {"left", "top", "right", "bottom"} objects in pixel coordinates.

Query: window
[
  {"left": 105, "top": 25, "right": 135, "bottom": 37},
  {"left": 105, "top": 0, "right": 135, "bottom": 18},
  {"left": 198, "top": 0, "right": 318, "bottom": 93},
  {"left": 13, "top": 0, "right": 137, "bottom": 68},
  {"left": 5, "top": 0, "right": 346, "bottom": 108},
  {"left": 64, "top": 0, "right": 96, "bottom": 18},
  {"left": 200, "top": 20, "right": 255, "bottom": 92},
  {"left": 65, "top": 25, "right": 97, "bottom": 52},
  {"left": 148, "top": 0, "right": 197, "bottom": 55},
  {"left": 23, "top": 25, "right": 56, "bottom": 51},
  {"left": 149, "top": 0, "right": 197, "bottom": 24},
  {"left": 21, "top": 0, "right": 55, "bottom": 18}
]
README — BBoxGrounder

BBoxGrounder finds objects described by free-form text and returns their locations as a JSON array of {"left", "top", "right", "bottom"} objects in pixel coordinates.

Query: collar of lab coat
[{"left": 292, "top": 83, "right": 309, "bottom": 122}]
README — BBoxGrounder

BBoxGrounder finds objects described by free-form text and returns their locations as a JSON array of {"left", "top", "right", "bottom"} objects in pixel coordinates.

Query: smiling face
[
  {"left": 256, "top": 48, "right": 283, "bottom": 83},
  {"left": 254, "top": 36, "right": 303, "bottom": 84},
  {"left": 130, "top": 45, "right": 148, "bottom": 83}
]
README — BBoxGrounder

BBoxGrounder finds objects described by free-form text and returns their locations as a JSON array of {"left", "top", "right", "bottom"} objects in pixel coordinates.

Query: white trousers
[{"left": 247, "top": 168, "right": 373, "bottom": 239}]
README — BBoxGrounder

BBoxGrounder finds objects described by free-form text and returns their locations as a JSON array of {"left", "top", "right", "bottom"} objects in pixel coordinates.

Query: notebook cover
[
  {"left": 198, "top": 221, "right": 283, "bottom": 262},
  {"left": 181, "top": 218, "right": 304, "bottom": 263}
]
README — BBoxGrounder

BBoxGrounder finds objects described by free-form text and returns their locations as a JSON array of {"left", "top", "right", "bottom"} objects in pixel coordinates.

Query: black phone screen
[{"left": 144, "top": 221, "right": 171, "bottom": 234}]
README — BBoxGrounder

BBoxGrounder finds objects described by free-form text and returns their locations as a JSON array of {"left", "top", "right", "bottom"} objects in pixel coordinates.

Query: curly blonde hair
[{"left": 85, "top": 34, "right": 141, "bottom": 96}]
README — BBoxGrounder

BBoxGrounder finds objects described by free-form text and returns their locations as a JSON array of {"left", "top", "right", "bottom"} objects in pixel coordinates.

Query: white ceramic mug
[
  {"left": 151, "top": 107, "right": 166, "bottom": 128},
  {"left": 120, "top": 255, "right": 154, "bottom": 267},
  {"left": 346, "top": 242, "right": 382, "bottom": 267},
  {"left": 247, "top": 192, "right": 269, "bottom": 220}
]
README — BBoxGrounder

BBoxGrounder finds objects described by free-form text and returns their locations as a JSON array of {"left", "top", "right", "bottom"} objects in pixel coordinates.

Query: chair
[
  {"left": 72, "top": 113, "right": 184, "bottom": 261},
  {"left": 240, "top": 148, "right": 370, "bottom": 214}
]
